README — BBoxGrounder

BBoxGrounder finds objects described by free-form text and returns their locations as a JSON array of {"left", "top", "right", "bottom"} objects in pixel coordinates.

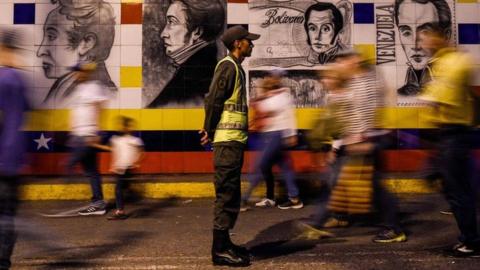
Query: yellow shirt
[{"left": 419, "top": 47, "right": 474, "bottom": 127}]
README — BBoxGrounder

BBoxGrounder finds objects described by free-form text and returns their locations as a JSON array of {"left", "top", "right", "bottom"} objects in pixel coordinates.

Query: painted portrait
[
  {"left": 143, "top": 0, "right": 226, "bottom": 108},
  {"left": 395, "top": 0, "right": 452, "bottom": 97},
  {"left": 37, "top": 0, "right": 117, "bottom": 108},
  {"left": 248, "top": 0, "right": 351, "bottom": 68}
]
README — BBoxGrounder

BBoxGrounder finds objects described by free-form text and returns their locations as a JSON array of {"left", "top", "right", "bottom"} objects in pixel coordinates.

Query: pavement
[{"left": 10, "top": 194, "right": 480, "bottom": 269}]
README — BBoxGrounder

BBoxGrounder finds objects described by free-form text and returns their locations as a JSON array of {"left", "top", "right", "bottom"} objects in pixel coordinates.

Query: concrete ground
[{"left": 10, "top": 194, "right": 480, "bottom": 269}]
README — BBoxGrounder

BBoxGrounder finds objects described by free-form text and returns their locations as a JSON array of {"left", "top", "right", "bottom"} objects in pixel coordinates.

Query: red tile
[{"left": 121, "top": 3, "right": 143, "bottom": 24}]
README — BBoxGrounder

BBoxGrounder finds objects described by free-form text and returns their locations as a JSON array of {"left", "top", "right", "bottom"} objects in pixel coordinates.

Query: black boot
[
  {"left": 212, "top": 229, "right": 250, "bottom": 267},
  {"left": 226, "top": 231, "right": 251, "bottom": 260}
]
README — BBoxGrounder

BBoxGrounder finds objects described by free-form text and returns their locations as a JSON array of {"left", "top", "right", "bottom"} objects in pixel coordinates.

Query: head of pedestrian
[
  {"left": 118, "top": 116, "right": 135, "bottom": 135},
  {"left": 261, "top": 69, "right": 286, "bottom": 93},
  {"left": 335, "top": 48, "right": 370, "bottom": 75},
  {"left": 221, "top": 25, "right": 260, "bottom": 61},
  {"left": 417, "top": 23, "right": 450, "bottom": 58},
  {"left": 0, "top": 28, "right": 22, "bottom": 67},
  {"left": 319, "top": 65, "right": 345, "bottom": 92},
  {"left": 69, "top": 62, "right": 97, "bottom": 82}
]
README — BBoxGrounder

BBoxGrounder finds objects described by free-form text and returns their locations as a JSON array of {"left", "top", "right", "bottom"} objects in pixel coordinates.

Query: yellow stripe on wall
[
  {"left": 24, "top": 108, "right": 434, "bottom": 131},
  {"left": 457, "top": 0, "right": 478, "bottom": 3}
]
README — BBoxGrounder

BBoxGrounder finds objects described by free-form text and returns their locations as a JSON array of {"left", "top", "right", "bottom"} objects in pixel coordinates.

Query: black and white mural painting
[
  {"left": 392, "top": 0, "right": 455, "bottom": 106},
  {"left": 142, "top": 0, "right": 227, "bottom": 108},
  {"left": 36, "top": 0, "right": 117, "bottom": 108},
  {"left": 249, "top": 70, "right": 326, "bottom": 108},
  {"left": 248, "top": 0, "right": 352, "bottom": 68}
]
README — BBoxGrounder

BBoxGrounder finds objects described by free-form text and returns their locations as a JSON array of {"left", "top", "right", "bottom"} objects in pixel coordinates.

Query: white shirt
[
  {"left": 257, "top": 88, "right": 297, "bottom": 138},
  {"left": 70, "top": 81, "right": 108, "bottom": 136},
  {"left": 110, "top": 134, "right": 144, "bottom": 173}
]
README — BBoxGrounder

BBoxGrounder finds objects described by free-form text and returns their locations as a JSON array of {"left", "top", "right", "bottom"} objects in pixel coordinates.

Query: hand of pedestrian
[
  {"left": 284, "top": 135, "right": 298, "bottom": 147},
  {"left": 199, "top": 129, "right": 210, "bottom": 146},
  {"left": 325, "top": 150, "right": 336, "bottom": 164}
]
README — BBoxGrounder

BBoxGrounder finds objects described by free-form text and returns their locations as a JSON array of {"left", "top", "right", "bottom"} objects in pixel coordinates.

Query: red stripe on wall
[{"left": 22, "top": 150, "right": 464, "bottom": 175}]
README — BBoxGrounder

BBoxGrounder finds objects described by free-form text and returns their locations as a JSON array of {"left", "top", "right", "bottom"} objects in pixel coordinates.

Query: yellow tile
[
  {"left": 120, "top": 66, "right": 142, "bottom": 88},
  {"left": 354, "top": 44, "right": 376, "bottom": 65},
  {"left": 457, "top": 0, "right": 477, "bottom": 3}
]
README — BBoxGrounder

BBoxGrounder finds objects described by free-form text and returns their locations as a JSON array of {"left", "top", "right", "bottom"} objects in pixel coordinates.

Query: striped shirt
[{"left": 331, "top": 70, "right": 383, "bottom": 143}]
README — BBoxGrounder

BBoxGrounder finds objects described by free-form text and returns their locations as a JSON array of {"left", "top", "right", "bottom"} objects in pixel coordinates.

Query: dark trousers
[
  {"left": 0, "top": 176, "right": 18, "bottom": 270},
  {"left": 115, "top": 170, "right": 133, "bottom": 210},
  {"left": 244, "top": 131, "right": 298, "bottom": 200},
  {"left": 67, "top": 136, "right": 104, "bottom": 202},
  {"left": 213, "top": 142, "right": 245, "bottom": 230},
  {"left": 437, "top": 127, "right": 479, "bottom": 246}
]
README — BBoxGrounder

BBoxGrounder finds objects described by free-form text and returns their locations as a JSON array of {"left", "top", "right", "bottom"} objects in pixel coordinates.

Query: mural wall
[{"left": 0, "top": 0, "right": 479, "bottom": 174}]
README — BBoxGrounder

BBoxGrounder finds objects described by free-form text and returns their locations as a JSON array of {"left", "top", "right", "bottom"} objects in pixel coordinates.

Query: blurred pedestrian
[
  {"left": 242, "top": 70, "right": 302, "bottom": 210},
  {"left": 0, "top": 29, "right": 29, "bottom": 270},
  {"left": 66, "top": 62, "right": 109, "bottom": 216},
  {"left": 418, "top": 24, "right": 479, "bottom": 257},
  {"left": 300, "top": 49, "right": 406, "bottom": 243},
  {"left": 200, "top": 25, "right": 260, "bottom": 267},
  {"left": 94, "top": 117, "right": 144, "bottom": 220}
]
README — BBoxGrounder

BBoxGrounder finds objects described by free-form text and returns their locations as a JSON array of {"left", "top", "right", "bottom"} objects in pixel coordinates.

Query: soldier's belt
[{"left": 216, "top": 123, "right": 247, "bottom": 130}]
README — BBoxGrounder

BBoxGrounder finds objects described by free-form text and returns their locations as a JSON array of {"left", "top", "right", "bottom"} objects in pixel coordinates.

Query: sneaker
[
  {"left": 78, "top": 205, "right": 106, "bottom": 216},
  {"left": 107, "top": 210, "right": 129, "bottom": 220},
  {"left": 278, "top": 199, "right": 303, "bottom": 210},
  {"left": 440, "top": 209, "right": 453, "bottom": 215},
  {"left": 446, "top": 243, "right": 480, "bottom": 258},
  {"left": 295, "top": 222, "right": 335, "bottom": 240},
  {"left": 255, "top": 198, "right": 276, "bottom": 208},
  {"left": 372, "top": 229, "right": 407, "bottom": 243},
  {"left": 240, "top": 201, "right": 250, "bottom": 212},
  {"left": 322, "top": 217, "right": 350, "bottom": 228}
]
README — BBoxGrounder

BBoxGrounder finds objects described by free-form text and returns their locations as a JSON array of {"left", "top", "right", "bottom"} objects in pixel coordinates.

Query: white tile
[
  {"left": 107, "top": 66, "right": 121, "bottom": 89},
  {"left": 376, "top": 65, "right": 397, "bottom": 106},
  {"left": 106, "top": 90, "right": 120, "bottom": 109},
  {"left": 121, "top": 45, "right": 142, "bottom": 66},
  {"left": 33, "top": 66, "right": 55, "bottom": 88},
  {"left": 120, "top": 25, "right": 142, "bottom": 45},
  {"left": 458, "top": 45, "right": 480, "bottom": 65},
  {"left": 113, "top": 24, "right": 121, "bottom": 46},
  {"left": 35, "top": 3, "right": 55, "bottom": 25},
  {"left": 109, "top": 3, "right": 121, "bottom": 25},
  {"left": 353, "top": 24, "right": 376, "bottom": 44},
  {"left": 0, "top": 4, "right": 13, "bottom": 25},
  {"left": 18, "top": 45, "right": 36, "bottom": 68},
  {"left": 119, "top": 88, "right": 142, "bottom": 108},
  {"left": 11, "top": 24, "right": 34, "bottom": 46},
  {"left": 29, "top": 87, "right": 51, "bottom": 109},
  {"left": 456, "top": 4, "right": 479, "bottom": 24},
  {"left": 105, "top": 45, "right": 121, "bottom": 67},
  {"left": 33, "top": 24, "right": 44, "bottom": 47},
  {"left": 227, "top": 3, "right": 248, "bottom": 25}
]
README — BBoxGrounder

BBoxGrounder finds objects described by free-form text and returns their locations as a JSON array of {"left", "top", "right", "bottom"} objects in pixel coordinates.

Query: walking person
[
  {"left": 95, "top": 117, "right": 144, "bottom": 220},
  {"left": 200, "top": 25, "right": 260, "bottom": 267},
  {"left": 300, "top": 50, "right": 406, "bottom": 243},
  {"left": 0, "top": 29, "right": 29, "bottom": 270},
  {"left": 66, "top": 62, "right": 110, "bottom": 216},
  {"left": 418, "top": 24, "right": 479, "bottom": 257},
  {"left": 242, "top": 70, "right": 302, "bottom": 210}
]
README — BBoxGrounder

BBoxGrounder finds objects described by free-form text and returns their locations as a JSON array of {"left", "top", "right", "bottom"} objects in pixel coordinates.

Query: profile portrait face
[
  {"left": 396, "top": 0, "right": 451, "bottom": 71},
  {"left": 161, "top": 1, "right": 201, "bottom": 57},
  {"left": 37, "top": 10, "right": 79, "bottom": 79},
  {"left": 307, "top": 10, "right": 336, "bottom": 54}
]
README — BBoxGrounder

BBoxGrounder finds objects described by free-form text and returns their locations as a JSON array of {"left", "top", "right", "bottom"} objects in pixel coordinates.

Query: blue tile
[
  {"left": 14, "top": 3, "right": 35, "bottom": 24},
  {"left": 458, "top": 24, "right": 480, "bottom": 44},
  {"left": 354, "top": 3, "right": 375, "bottom": 24}
]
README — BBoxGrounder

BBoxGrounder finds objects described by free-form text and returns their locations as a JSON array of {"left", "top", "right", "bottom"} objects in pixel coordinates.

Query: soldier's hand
[{"left": 199, "top": 129, "right": 210, "bottom": 146}]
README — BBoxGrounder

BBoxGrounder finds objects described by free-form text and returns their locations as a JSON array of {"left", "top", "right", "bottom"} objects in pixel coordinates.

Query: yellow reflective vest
[{"left": 213, "top": 56, "right": 248, "bottom": 144}]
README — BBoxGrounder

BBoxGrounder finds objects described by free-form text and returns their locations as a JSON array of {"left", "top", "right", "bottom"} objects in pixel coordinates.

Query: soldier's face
[
  {"left": 307, "top": 10, "right": 336, "bottom": 54},
  {"left": 397, "top": 1, "right": 439, "bottom": 70},
  {"left": 161, "top": 1, "right": 195, "bottom": 57}
]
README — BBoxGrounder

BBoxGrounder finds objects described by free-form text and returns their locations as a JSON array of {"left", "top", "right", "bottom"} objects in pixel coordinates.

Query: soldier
[{"left": 200, "top": 25, "right": 260, "bottom": 267}]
